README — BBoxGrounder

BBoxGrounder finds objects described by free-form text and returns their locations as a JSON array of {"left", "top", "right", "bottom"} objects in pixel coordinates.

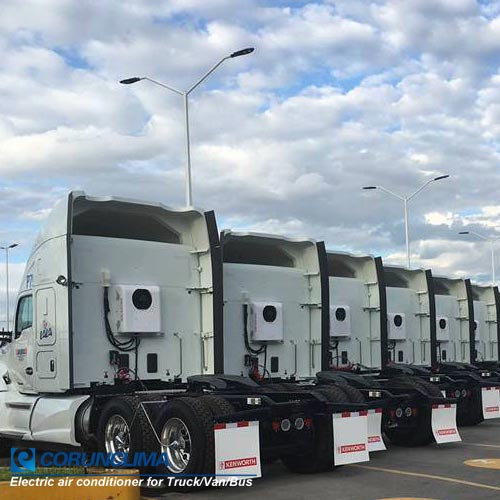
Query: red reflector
[
  {"left": 389, "top": 410, "right": 395, "bottom": 418},
  {"left": 412, "top": 407, "right": 418, "bottom": 417},
  {"left": 304, "top": 418, "right": 313, "bottom": 429},
  {"left": 214, "top": 423, "right": 225, "bottom": 430},
  {"left": 237, "top": 421, "right": 249, "bottom": 428},
  {"left": 359, "top": 410, "right": 368, "bottom": 416},
  {"left": 272, "top": 421, "right": 281, "bottom": 432}
]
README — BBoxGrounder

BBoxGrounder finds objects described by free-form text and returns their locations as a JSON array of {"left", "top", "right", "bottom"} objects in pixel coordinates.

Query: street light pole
[
  {"left": 363, "top": 174, "right": 450, "bottom": 268},
  {"left": 458, "top": 230, "right": 499, "bottom": 285},
  {"left": 1, "top": 243, "right": 18, "bottom": 331},
  {"left": 120, "top": 47, "right": 255, "bottom": 206},
  {"left": 183, "top": 92, "right": 192, "bottom": 206}
]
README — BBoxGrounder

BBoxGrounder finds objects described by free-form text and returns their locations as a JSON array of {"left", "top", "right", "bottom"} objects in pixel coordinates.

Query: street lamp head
[
  {"left": 230, "top": 47, "right": 255, "bottom": 58},
  {"left": 433, "top": 174, "right": 450, "bottom": 181},
  {"left": 362, "top": 186, "right": 378, "bottom": 190},
  {"left": 459, "top": 231, "right": 470, "bottom": 235},
  {"left": 119, "top": 77, "right": 143, "bottom": 85},
  {"left": 8, "top": 243, "right": 18, "bottom": 249}
]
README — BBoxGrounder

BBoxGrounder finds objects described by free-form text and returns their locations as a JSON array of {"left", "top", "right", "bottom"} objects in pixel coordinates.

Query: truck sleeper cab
[{"left": 0, "top": 192, "right": 368, "bottom": 486}]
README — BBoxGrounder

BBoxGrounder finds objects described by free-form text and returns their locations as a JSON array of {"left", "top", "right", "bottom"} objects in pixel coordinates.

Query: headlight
[
  {"left": 405, "top": 407, "right": 413, "bottom": 417},
  {"left": 454, "top": 389, "right": 461, "bottom": 398},
  {"left": 395, "top": 407, "right": 403, "bottom": 418},
  {"left": 461, "top": 389, "right": 467, "bottom": 398}
]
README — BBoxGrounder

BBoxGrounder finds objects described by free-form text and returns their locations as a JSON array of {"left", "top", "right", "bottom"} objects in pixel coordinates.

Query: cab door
[
  {"left": 10, "top": 294, "right": 36, "bottom": 393},
  {"left": 35, "top": 288, "right": 57, "bottom": 381}
]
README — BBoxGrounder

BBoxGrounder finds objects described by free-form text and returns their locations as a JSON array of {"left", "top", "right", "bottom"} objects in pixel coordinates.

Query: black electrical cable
[
  {"left": 263, "top": 344, "right": 268, "bottom": 378},
  {"left": 103, "top": 287, "right": 140, "bottom": 352},
  {"left": 243, "top": 304, "right": 266, "bottom": 355},
  {"left": 329, "top": 339, "right": 339, "bottom": 367},
  {"left": 389, "top": 340, "right": 396, "bottom": 363}
]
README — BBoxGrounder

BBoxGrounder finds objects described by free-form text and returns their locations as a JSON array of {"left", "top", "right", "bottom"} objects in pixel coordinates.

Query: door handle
[{"left": 25, "top": 367, "right": 33, "bottom": 375}]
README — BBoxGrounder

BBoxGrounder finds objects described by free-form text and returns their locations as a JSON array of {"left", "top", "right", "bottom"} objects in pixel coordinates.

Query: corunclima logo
[
  {"left": 10, "top": 449, "right": 169, "bottom": 472},
  {"left": 11, "top": 448, "right": 36, "bottom": 473}
]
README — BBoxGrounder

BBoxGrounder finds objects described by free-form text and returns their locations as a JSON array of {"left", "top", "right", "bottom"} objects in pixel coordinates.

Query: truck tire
[
  {"left": 412, "top": 378, "right": 445, "bottom": 399},
  {"left": 458, "top": 388, "right": 484, "bottom": 426},
  {"left": 199, "top": 395, "right": 234, "bottom": 417},
  {"left": 313, "top": 385, "right": 350, "bottom": 403},
  {"left": 97, "top": 396, "right": 157, "bottom": 467},
  {"left": 155, "top": 397, "right": 214, "bottom": 491},
  {"left": 335, "top": 383, "right": 366, "bottom": 403},
  {"left": 281, "top": 386, "right": 348, "bottom": 474},
  {"left": 0, "top": 438, "right": 10, "bottom": 458},
  {"left": 384, "top": 377, "right": 434, "bottom": 447}
]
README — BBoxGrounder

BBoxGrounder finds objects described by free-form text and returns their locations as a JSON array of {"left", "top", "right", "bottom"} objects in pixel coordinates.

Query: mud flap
[
  {"left": 367, "top": 409, "right": 386, "bottom": 452},
  {"left": 431, "top": 404, "right": 461, "bottom": 444},
  {"left": 482, "top": 387, "right": 500, "bottom": 419},
  {"left": 214, "top": 421, "right": 262, "bottom": 478},
  {"left": 333, "top": 411, "right": 369, "bottom": 465}
]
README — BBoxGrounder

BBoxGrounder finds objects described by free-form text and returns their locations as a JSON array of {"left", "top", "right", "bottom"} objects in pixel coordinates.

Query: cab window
[{"left": 15, "top": 295, "right": 33, "bottom": 338}]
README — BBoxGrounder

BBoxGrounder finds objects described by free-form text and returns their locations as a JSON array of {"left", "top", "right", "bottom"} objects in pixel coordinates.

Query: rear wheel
[
  {"left": 155, "top": 397, "right": 214, "bottom": 491},
  {"left": 97, "top": 396, "right": 156, "bottom": 466},
  {"left": 281, "top": 386, "right": 348, "bottom": 474},
  {"left": 335, "top": 383, "right": 366, "bottom": 403},
  {"left": 199, "top": 395, "right": 234, "bottom": 417},
  {"left": 384, "top": 377, "right": 435, "bottom": 447},
  {"left": 412, "top": 378, "right": 445, "bottom": 398},
  {"left": 458, "top": 387, "right": 484, "bottom": 426},
  {"left": 0, "top": 438, "right": 10, "bottom": 458}
]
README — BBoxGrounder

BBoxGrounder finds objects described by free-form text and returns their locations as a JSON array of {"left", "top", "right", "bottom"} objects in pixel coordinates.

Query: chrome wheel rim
[
  {"left": 161, "top": 417, "right": 192, "bottom": 473},
  {"left": 104, "top": 414, "right": 130, "bottom": 464}
]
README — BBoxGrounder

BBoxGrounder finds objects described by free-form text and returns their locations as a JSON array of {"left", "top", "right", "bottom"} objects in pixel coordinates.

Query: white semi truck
[{"left": 0, "top": 192, "right": 373, "bottom": 488}]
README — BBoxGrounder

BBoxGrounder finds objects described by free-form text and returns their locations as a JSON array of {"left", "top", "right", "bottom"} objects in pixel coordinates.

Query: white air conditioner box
[
  {"left": 330, "top": 305, "right": 351, "bottom": 337},
  {"left": 388, "top": 312, "right": 406, "bottom": 340},
  {"left": 436, "top": 316, "right": 450, "bottom": 341},
  {"left": 249, "top": 301, "right": 284, "bottom": 342},
  {"left": 109, "top": 285, "right": 161, "bottom": 334}
]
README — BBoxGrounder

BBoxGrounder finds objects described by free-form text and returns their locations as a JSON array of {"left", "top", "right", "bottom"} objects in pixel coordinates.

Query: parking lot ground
[{"left": 145, "top": 419, "right": 500, "bottom": 500}]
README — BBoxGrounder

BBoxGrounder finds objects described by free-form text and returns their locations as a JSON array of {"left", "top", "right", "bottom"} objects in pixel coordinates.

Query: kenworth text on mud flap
[
  {"left": 0, "top": 191, "right": 372, "bottom": 490},
  {"left": 315, "top": 251, "right": 461, "bottom": 447},
  {"left": 430, "top": 275, "right": 500, "bottom": 423}
]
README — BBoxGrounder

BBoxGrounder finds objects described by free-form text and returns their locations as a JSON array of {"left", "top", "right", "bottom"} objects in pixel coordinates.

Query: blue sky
[{"left": 2, "top": 0, "right": 500, "bottom": 326}]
